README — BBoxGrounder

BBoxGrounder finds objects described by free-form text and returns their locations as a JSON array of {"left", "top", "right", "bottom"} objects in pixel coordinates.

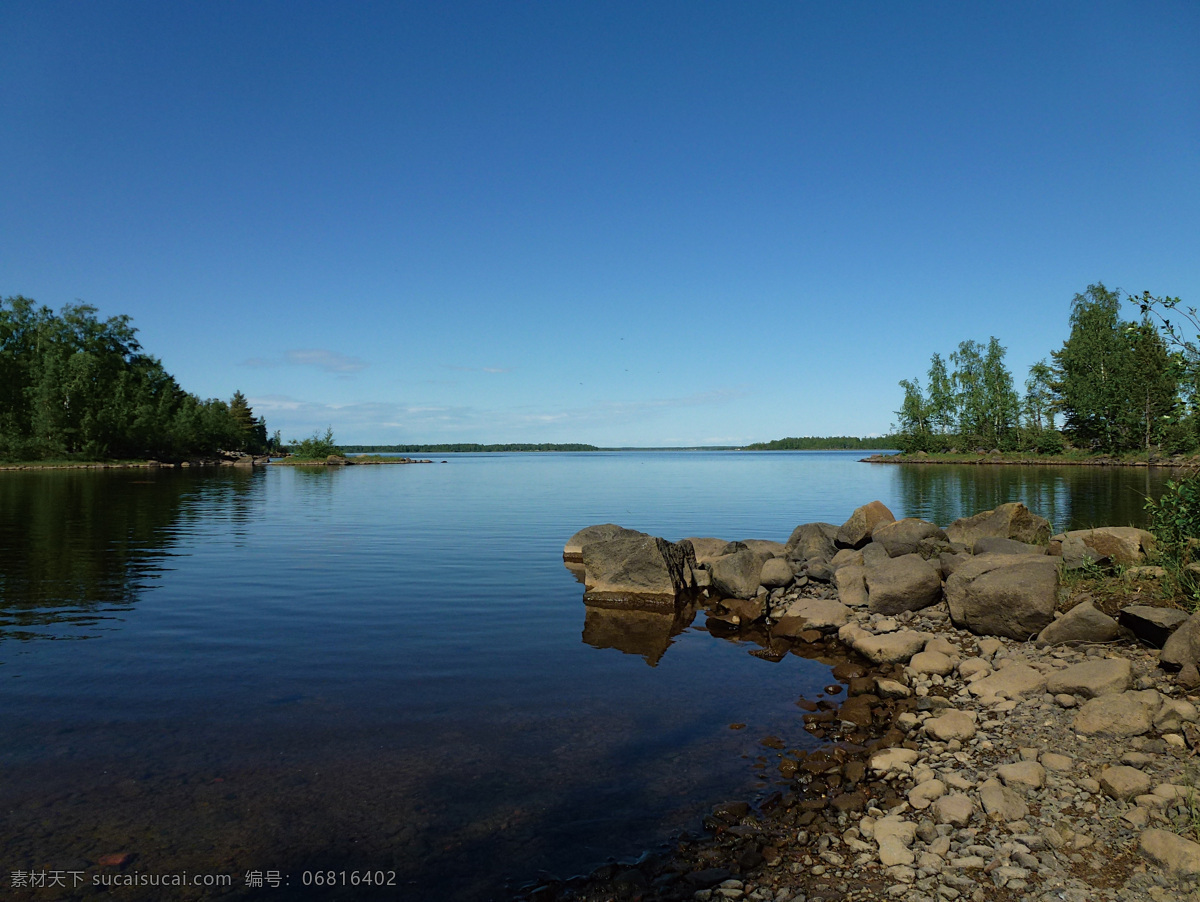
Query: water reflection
[
  {"left": 581, "top": 602, "right": 697, "bottom": 666},
  {"left": 891, "top": 463, "right": 1169, "bottom": 532},
  {"left": 0, "top": 468, "right": 263, "bottom": 640}
]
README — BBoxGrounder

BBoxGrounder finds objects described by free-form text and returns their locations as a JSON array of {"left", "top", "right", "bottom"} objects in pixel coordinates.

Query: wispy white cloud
[
  {"left": 249, "top": 387, "right": 750, "bottom": 444},
  {"left": 284, "top": 349, "right": 368, "bottom": 373}
]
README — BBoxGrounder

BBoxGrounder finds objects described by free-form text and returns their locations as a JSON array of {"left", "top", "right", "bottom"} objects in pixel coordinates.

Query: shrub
[
  {"left": 1146, "top": 468, "right": 1200, "bottom": 605},
  {"left": 289, "top": 427, "right": 339, "bottom": 460}
]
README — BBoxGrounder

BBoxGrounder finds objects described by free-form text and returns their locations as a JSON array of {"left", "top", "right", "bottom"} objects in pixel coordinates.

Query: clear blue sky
[{"left": 3, "top": 1, "right": 1197, "bottom": 446}]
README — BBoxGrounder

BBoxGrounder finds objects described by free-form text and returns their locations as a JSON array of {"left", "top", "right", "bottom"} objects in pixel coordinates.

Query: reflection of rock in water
[{"left": 581, "top": 602, "right": 696, "bottom": 666}]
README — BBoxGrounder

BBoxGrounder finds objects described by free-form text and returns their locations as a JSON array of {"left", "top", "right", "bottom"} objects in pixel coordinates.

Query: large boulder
[
  {"left": 684, "top": 537, "right": 732, "bottom": 565},
  {"left": 871, "top": 518, "right": 947, "bottom": 558},
  {"left": 865, "top": 553, "right": 942, "bottom": 614},
  {"left": 946, "top": 502, "right": 1050, "bottom": 548},
  {"left": 709, "top": 547, "right": 771, "bottom": 599},
  {"left": 1161, "top": 612, "right": 1200, "bottom": 671},
  {"left": 836, "top": 501, "right": 896, "bottom": 549},
  {"left": 565, "top": 523, "right": 647, "bottom": 563},
  {"left": 1120, "top": 604, "right": 1191, "bottom": 648},
  {"left": 1035, "top": 600, "right": 1121, "bottom": 646},
  {"left": 944, "top": 553, "right": 1059, "bottom": 640},
  {"left": 1051, "top": 527, "right": 1157, "bottom": 565},
  {"left": 582, "top": 534, "right": 697, "bottom": 609},
  {"left": 785, "top": 522, "right": 838, "bottom": 563}
]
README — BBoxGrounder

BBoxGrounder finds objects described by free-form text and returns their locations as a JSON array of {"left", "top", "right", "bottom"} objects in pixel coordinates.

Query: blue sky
[{"left": 2, "top": 1, "right": 1197, "bottom": 446}]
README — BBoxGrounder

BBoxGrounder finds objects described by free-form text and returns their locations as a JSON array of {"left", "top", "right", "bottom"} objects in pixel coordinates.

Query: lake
[{"left": 0, "top": 451, "right": 1170, "bottom": 900}]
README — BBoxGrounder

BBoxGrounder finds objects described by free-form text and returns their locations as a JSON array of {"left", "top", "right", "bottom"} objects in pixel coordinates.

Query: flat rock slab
[
  {"left": 924, "top": 709, "right": 977, "bottom": 742},
  {"left": 853, "top": 629, "right": 928, "bottom": 665},
  {"left": 1073, "top": 690, "right": 1159, "bottom": 736},
  {"left": 979, "top": 777, "right": 1028, "bottom": 822},
  {"left": 564, "top": 523, "right": 646, "bottom": 562},
  {"left": 967, "top": 663, "right": 1047, "bottom": 700},
  {"left": 996, "top": 761, "right": 1045, "bottom": 791},
  {"left": 1119, "top": 604, "right": 1190, "bottom": 648},
  {"left": 1100, "top": 765, "right": 1153, "bottom": 800},
  {"left": 1045, "top": 658, "right": 1132, "bottom": 698},
  {"left": 1140, "top": 828, "right": 1200, "bottom": 879},
  {"left": 773, "top": 598, "right": 851, "bottom": 637}
]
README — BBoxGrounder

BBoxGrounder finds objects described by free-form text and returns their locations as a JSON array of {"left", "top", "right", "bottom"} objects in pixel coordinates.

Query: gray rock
[
  {"left": 1045, "top": 657, "right": 1132, "bottom": 698},
  {"left": 1139, "top": 828, "right": 1200, "bottom": 878},
  {"left": 772, "top": 597, "right": 850, "bottom": 635},
  {"left": 938, "top": 551, "right": 969, "bottom": 578},
  {"left": 686, "top": 537, "right": 733, "bottom": 564},
  {"left": 945, "top": 554, "right": 1059, "bottom": 640},
  {"left": 967, "top": 663, "right": 1047, "bottom": 700},
  {"left": 1160, "top": 611, "right": 1200, "bottom": 671},
  {"left": 979, "top": 777, "right": 1028, "bottom": 822},
  {"left": 909, "top": 650, "right": 955, "bottom": 676},
  {"left": 834, "top": 562, "right": 869, "bottom": 608},
  {"left": 1100, "top": 765, "right": 1153, "bottom": 800},
  {"left": 1119, "top": 604, "right": 1190, "bottom": 648},
  {"left": 1154, "top": 698, "right": 1199, "bottom": 732},
  {"left": 1073, "top": 690, "right": 1157, "bottom": 737},
  {"left": 933, "top": 793, "right": 975, "bottom": 827},
  {"left": 924, "top": 709, "right": 977, "bottom": 742},
  {"left": 866, "top": 553, "right": 943, "bottom": 614},
  {"left": 759, "top": 557, "right": 794, "bottom": 589},
  {"left": 564, "top": 523, "right": 646, "bottom": 562},
  {"left": 836, "top": 500, "right": 896, "bottom": 549},
  {"left": 945, "top": 502, "right": 1051, "bottom": 547},
  {"left": 1035, "top": 600, "right": 1120, "bottom": 646},
  {"left": 871, "top": 518, "right": 948, "bottom": 558},
  {"left": 784, "top": 522, "right": 838, "bottom": 563},
  {"left": 710, "top": 547, "right": 770, "bottom": 599},
  {"left": 1053, "top": 526, "right": 1157, "bottom": 565},
  {"left": 741, "top": 539, "right": 787, "bottom": 558},
  {"left": 853, "top": 629, "right": 928, "bottom": 665},
  {"left": 996, "top": 761, "right": 1045, "bottom": 791},
  {"left": 972, "top": 536, "right": 1046, "bottom": 555},
  {"left": 582, "top": 534, "right": 697, "bottom": 608}
]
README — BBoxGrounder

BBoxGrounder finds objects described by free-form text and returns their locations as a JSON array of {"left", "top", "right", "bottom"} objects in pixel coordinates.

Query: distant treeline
[
  {"left": 742, "top": 436, "right": 891, "bottom": 451},
  {"left": 341, "top": 443, "right": 600, "bottom": 453},
  {"left": 0, "top": 296, "right": 274, "bottom": 461}
]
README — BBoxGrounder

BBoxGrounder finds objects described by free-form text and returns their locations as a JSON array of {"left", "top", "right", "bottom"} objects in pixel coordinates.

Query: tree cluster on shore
[
  {"left": 743, "top": 436, "right": 890, "bottom": 451},
  {"left": 0, "top": 296, "right": 273, "bottom": 461},
  {"left": 892, "top": 284, "right": 1194, "bottom": 456}
]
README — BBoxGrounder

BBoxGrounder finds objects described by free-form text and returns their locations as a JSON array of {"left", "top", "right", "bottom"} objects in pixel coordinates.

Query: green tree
[
  {"left": 926, "top": 353, "right": 956, "bottom": 435},
  {"left": 893, "top": 378, "right": 930, "bottom": 451},
  {"left": 1051, "top": 283, "right": 1134, "bottom": 452}
]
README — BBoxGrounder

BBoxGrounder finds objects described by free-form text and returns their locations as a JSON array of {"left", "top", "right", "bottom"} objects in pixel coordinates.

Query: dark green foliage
[
  {"left": 743, "top": 436, "right": 892, "bottom": 451},
  {"left": 288, "top": 427, "right": 339, "bottom": 459},
  {"left": 1146, "top": 470, "right": 1200, "bottom": 603},
  {"left": 0, "top": 296, "right": 268, "bottom": 461}
]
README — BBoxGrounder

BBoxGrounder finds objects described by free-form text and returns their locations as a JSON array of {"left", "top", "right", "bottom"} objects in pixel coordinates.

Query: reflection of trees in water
[
  {"left": 0, "top": 468, "right": 264, "bottom": 638},
  {"left": 893, "top": 464, "right": 1169, "bottom": 532}
]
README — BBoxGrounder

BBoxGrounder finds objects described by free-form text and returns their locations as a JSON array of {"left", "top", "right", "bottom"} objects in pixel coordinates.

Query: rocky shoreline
[
  {"left": 0, "top": 452, "right": 436, "bottom": 470},
  {"left": 526, "top": 504, "right": 1200, "bottom": 902}
]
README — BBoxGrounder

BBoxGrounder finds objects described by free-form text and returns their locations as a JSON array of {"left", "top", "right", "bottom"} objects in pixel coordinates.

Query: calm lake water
[{"left": 0, "top": 451, "right": 1169, "bottom": 900}]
